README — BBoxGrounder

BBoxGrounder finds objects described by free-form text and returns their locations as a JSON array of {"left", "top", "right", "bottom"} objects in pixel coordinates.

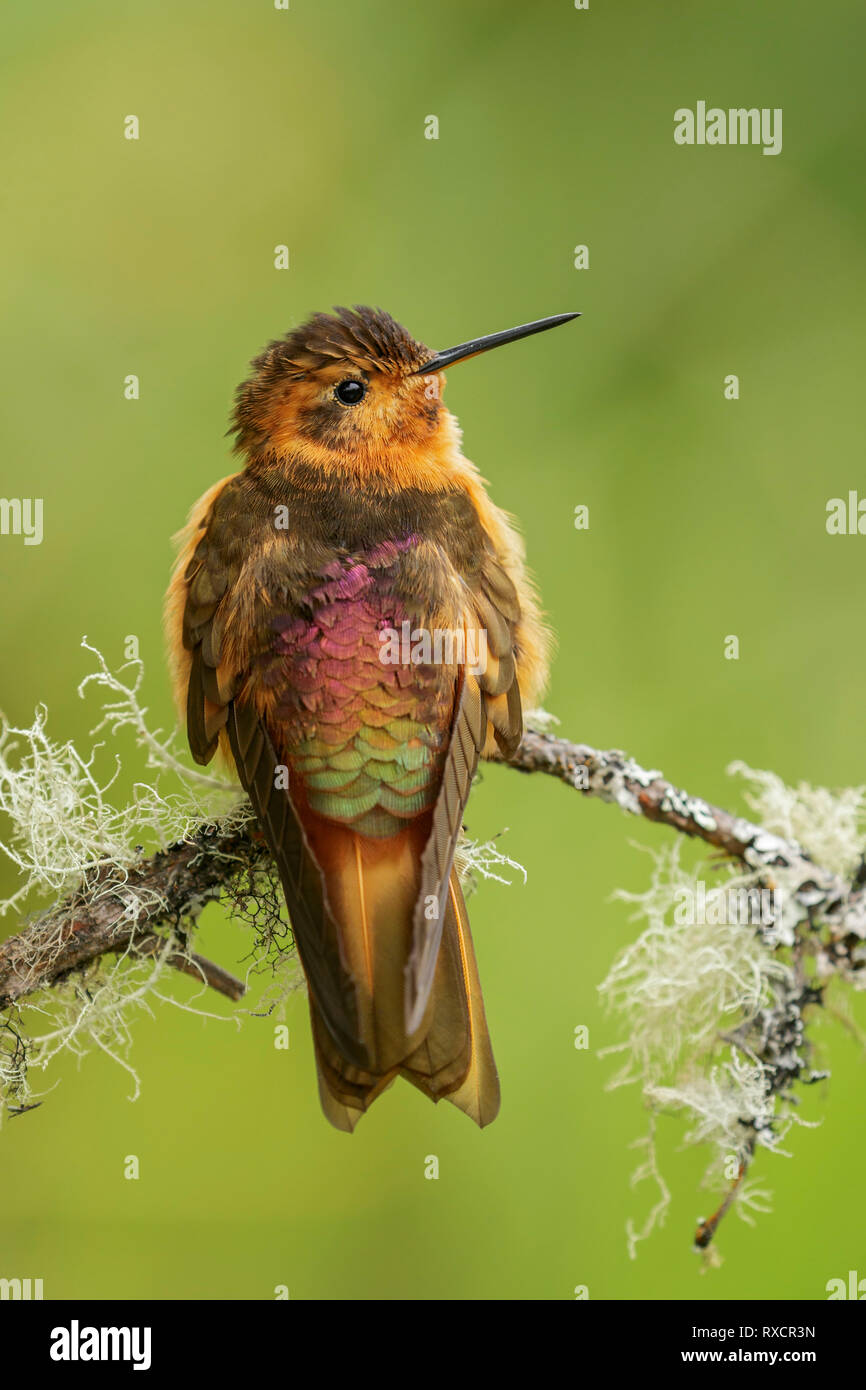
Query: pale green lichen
[
  {"left": 602, "top": 760, "right": 865, "bottom": 1258},
  {"left": 0, "top": 639, "right": 238, "bottom": 915},
  {"left": 0, "top": 643, "right": 258, "bottom": 1118}
]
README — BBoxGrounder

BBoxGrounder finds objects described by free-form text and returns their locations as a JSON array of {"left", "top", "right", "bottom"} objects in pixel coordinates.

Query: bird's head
[{"left": 231, "top": 305, "right": 578, "bottom": 484}]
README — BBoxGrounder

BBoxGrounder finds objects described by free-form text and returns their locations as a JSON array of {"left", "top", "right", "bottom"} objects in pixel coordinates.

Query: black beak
[{"left": 411, "top": 311, "right": 580, "bottom": 374}]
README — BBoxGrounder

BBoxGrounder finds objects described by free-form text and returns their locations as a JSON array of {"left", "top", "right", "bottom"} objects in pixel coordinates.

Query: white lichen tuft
[
  {"left": 732, "top": 1176, "right": 775, "bottom": 1227},
  {"left": 0, "top": 640, "right": 239, "bottom": 917},
  {"left": 600, "top": 839, "right": 803, "bottom": 1255},
  {"left": 605, "top": 757, "right": 866, "bottom": 1254},
  {"left": 0, "top": 703, "right": 134, "bottom": 912},
  {"left": 0, "top": 644, "right": 255, "bottom": 1118},
  {"left": 77, "top": 639, "right": 231, "bottom": 794},
  {"left": 729, "top": 760, "right": 866, "bottom": 880},
  {"left": 601, "top": 843, "right": 790, "bottom": 1082},
  {"left": 2, "top": 937, "right": 231, "bottom": 1110},
  {"left": 624, "top": 1115, "right": 672, "bottom": 1259},
  {"left": 646, "top": 1055, "right": 787, "bottom": 1162},
  {"left": 455, "top": 833, "right": 527, "bottom": 898}
]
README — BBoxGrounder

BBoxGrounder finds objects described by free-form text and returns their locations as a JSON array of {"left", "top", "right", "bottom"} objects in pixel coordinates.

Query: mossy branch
[
  {"left": 4, "top": 731, "right": 861, "bottom": 1008},
  {"left": 0, "top": 823, "right": 256, "bottom": 1007}
]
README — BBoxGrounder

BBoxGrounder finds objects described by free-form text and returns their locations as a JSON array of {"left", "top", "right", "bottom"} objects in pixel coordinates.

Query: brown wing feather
[
  {"left": 176, "top": 495, "right": 367, "bottom": 1068},
  {"left": 404, "top": 551, "right": 524, "bottom": 1035}
]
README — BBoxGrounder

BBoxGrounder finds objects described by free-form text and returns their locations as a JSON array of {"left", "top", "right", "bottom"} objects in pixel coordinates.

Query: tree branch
[
  {"left": 507, "top": 733, "right": 865, "bottom": 941},
  {"left": 2, "top": 731, "right": 862, "bottom": 1009},
  {"left": 0, "top": 824, "right": 255, "bottom": 1007}
]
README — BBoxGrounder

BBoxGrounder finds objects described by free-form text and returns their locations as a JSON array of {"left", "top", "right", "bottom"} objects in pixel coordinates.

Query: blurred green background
[{"left": 2, "top": 0, "right": 865, "bottom": 1300}]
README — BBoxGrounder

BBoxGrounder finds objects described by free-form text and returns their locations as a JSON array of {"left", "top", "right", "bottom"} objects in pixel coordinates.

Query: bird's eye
[{"left": 335, "top": 379, "right": 366, "bottom": 406}]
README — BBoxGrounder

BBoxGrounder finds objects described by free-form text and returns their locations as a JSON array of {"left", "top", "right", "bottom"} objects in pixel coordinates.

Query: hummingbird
[{"left": 165, "top": 305, "right": 577, "bottom": 1130}]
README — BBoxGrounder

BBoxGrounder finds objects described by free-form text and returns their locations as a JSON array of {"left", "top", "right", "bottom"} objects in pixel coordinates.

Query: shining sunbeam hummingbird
[{"left": 165, "top": 305, "right": 578, "bottom": 1130}]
